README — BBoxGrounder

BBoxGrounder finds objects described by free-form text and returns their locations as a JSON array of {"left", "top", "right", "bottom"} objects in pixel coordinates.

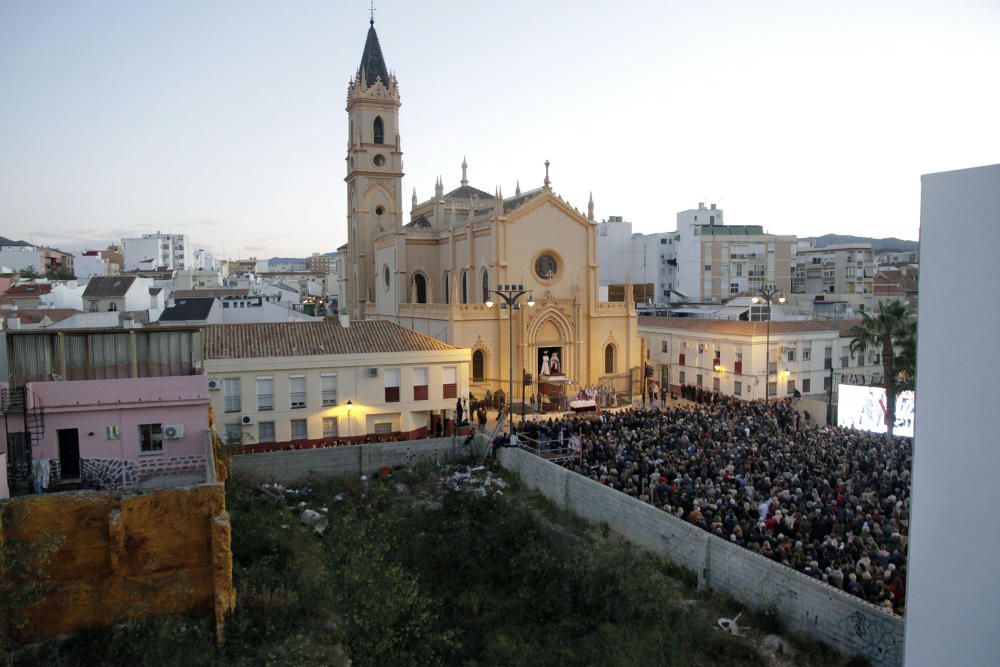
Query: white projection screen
[{"left": 837, "top": 384, "right": 915, "bottom": 437}]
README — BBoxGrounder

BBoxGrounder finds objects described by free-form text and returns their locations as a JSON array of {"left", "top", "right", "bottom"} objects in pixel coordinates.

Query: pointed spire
[
  {"left": 587, "top": 191, "right": 595, "bottom": 221},
  {"left": 412, "top": 188, "right": 418, "bottom": 209},
  {"left": 435, "top": 175, "right": 443, "bottom": 198},
  {"left": 543, "top": 160, "right": 551, "bottom": 190},
  {"left": 515, "top": 180, "right": 521, "bottom": 197},
  {"left": 357, "top": 18, "right": 390, "bottom": 87},
  {"left": 461, "top": 156, "right": 468, "bottom": 187}
]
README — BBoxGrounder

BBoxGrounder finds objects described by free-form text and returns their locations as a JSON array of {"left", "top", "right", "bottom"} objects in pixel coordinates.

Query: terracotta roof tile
[
  {"left": 5, "top": 283, "right": 53, "bottom": 296},
  {"left": 204, "top": 320, "right": 458, "bottom": 359}
]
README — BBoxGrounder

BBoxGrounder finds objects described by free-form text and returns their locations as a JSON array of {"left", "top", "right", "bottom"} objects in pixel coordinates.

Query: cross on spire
[{"left": 369, "top": 0, "right": 375, "bottom": 26}]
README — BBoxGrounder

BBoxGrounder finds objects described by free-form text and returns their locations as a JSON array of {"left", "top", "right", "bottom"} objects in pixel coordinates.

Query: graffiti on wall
[{"left": 838, "top": 610, "right": 901, "bottom": 665}]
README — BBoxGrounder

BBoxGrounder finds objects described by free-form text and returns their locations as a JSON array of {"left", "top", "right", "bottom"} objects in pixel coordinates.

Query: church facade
[{"left": 343, "top": 20, "right": 641, "bottom": 401}]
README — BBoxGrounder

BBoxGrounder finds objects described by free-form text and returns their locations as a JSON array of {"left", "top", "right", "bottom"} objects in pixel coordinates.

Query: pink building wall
[{"left": 4, "top": 375, "right": 210, "bottom": 490}]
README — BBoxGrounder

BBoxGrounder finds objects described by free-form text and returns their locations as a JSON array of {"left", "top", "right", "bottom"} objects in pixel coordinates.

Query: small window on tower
[
  {"left": 373, "top": 116, "right": 384, "bottom": 144},
  {"left": 375, "top": 205, "right": 384, "bottom": 216},
  {"left": 373, "top": 154, "right": 385, "bottom": 167}
]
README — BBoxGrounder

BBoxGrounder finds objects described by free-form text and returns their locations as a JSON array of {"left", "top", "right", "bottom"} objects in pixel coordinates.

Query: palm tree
[{"left": 848, "top": 300, "right": 916, "bottom": 442}]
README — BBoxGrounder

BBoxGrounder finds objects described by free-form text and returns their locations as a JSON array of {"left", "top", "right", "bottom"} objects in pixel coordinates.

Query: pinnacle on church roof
[{"left": 358, "top": 22, "right": 390, "bottom": 88}]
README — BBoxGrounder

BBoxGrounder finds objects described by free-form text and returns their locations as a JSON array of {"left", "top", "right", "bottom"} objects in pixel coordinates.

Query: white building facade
[
  {"left": 640, "top": 316, "right": 883, "bottom": 403},
  {"left": 122, "top": 233, "right": 191, "bottom": 271}
]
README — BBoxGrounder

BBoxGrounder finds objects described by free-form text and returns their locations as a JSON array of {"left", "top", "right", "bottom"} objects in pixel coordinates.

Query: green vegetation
[
  {"left": 15, "top": 464, "right": 857, "bottom": 666},
  {"left": 848, "top": 299, "right": 917, "bottom": 442}
]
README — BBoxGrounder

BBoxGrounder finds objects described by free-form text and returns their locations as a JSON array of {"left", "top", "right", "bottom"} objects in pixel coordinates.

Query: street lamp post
[
  {"left": 346, "top": 400, "right": 352, "bottom": 439},
  {"left": 486, "top": 283, "right": 534, "bottom": 434},
  {"left": 752, "top": 285, "right": 785, "bottom": 401}
]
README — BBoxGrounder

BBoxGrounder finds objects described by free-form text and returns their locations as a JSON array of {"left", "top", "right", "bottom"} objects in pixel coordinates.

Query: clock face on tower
[{"left": 535, "top": 253, "right": 557, "bottom": 279}]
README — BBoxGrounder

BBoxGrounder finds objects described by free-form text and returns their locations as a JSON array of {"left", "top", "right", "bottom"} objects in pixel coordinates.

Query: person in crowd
[{"left": 519, "top": 397, "right": 911, "bottom": 616}]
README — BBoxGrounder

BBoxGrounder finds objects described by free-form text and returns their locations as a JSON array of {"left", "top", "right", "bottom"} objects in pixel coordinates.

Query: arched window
[
  {"left": 443, "top": 271, "right": 450, "bottom": 304},
  {"left": 373, "top": 116, "right": 384, "bottom": 144},
  {"left": 413, "top": 273, "right": 427, "bottom": 304},
  {"left": 461, "top": 270, "right": 468, "bottom": 304},
  {"left": 472, "top": 350, "right": 485, "bottom": 381},
  {"left": 481, "top": 269, "right": 489, "bottom": 303},
  {"left": 604, "top": 344, "right": 615, "bottom": 374}
]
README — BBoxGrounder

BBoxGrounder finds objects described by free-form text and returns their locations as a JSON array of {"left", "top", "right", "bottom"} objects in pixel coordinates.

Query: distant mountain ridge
[
  {"left": 0, "top": 236, "right": 31, "bottom": 246},
  {"left": 802, "top": 234, "right": 918, "bottom": 252}
]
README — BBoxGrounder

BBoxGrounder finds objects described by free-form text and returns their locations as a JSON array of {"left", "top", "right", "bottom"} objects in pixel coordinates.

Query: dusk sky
[{"left": 2, "top": 0, "right": 997, "bottom": 258}]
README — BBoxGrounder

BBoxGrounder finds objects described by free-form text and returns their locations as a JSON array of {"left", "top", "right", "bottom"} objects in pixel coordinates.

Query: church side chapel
[{"left": 343, "top": 18, "right": 641, "bottom": 407}]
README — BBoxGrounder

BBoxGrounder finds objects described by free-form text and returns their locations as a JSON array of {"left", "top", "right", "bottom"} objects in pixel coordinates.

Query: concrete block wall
[
  {"left": 231, "top": 437, "right": 467, "bottom": 483},
  {"left": 500, "top": 447, "right": 904, "bottom": 667}
]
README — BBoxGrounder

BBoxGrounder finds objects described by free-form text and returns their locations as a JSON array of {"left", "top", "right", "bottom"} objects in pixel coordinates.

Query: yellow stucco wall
[{"left": 0, "top": 484, "right": 233, "bottom": 650}]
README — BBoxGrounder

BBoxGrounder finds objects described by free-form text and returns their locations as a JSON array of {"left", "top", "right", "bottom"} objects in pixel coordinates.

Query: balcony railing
[
  {"left": 322, "top": 391, "right": 338, "bottom": 407},
  {"left": 224, "top": 397, "right": 241, "bottom": 413},
  {"left": 290, "top": 392, "right": 307, "bottom": 409},
  {"left": 257, "top": 394, "right": 274, "bottom": 411}
]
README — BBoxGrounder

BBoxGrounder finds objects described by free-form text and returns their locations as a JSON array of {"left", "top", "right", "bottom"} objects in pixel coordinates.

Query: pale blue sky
[{"left": 2, "top": 0, "right": 997, "bottom": 258}]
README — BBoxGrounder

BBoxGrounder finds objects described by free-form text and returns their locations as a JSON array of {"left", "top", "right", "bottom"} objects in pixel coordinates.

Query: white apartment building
[
  {"left": 675, "top": 203, "right": 795, "bottom": 303},
  {"left": 73, "top": 252, "right": 110, "bottom": 279},
  {"left": 641, "top": 316, "right": 883, "bottom": 403},
  {"left": 193, "top": 248, "right": 218, "bottom": 271},
  {"left": 597, "top": 216, "right": 678, "bottom": 306},
  {"left": 122, "top": 233, "right": 191, "bottom": 271},
  {"left": 202, "top": 320, "right": 471, "bottom": 445},
  {"left": 793, "top": 243, "right": 875, "bottom": 295}
]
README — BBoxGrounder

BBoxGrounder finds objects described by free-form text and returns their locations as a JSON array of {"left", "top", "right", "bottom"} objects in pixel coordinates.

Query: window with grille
[
  {"left": 734, "top": 381, "right": 742, "bottom": 396},
  {"left": 768, "top": 381, "right": 777, "bottom": 396},
  {"left": 256, "top": 376, "right": 274, "bottom": 411},
  {"left": 661, "top": 340, "right": 669, "bottom": 353},
  {"left": 374, "top": 422, "right": 392, "bottom": 435},
  {"left": 413, "top": 367, "right": 428, "bottom": 401},
  {"left": 824, "top": 376, "right": 832, "bottom": 391},
  {"left": 384, "top": 368, "right": 401, "bottom": 403},
  {"left": 713, "top": 377, "right": 720, "bottom": 391},
  {"left": 224, "top": 423, "right": 242, "bottom": 445},
  {"left": 802, "top": 378, "right": 811, "bottom": 393},
  {"left": 679, "top": 371, "right": 685, "bottom": 385},
  {"left": 604, "top": 345, "right": 615, "bottom": 374},
  {"left": 223, "top": 378, "right": 241, "bottom": 413},
  {"left": 803, "top": 348, "right": 811, "bottom": 361},
  {"left": 442, "top": 366, "right": 457, "bottom": 399},
  {"left": 258, "top": 421, "right": 275, "bottom": 443},
  {"left": 289, "top": 374, "right": 306, "bottom": 409},
  {"left": 696, "top": 374, "right": 703, "bottom": 387},
  {"left": 322, "top": 417, "right": 338, "bottom": 438},
  {"left": 787, "top": 379, "right": 796, "bottom": 394},
  {"left": 290, "top": 419, "right": 307, "bottom": 440},
  {"left": 139, "top": 423, "right": 163, "bottom": 452},
  {"left": 322, "top": 373, "right": 338, "bottom": 406}
]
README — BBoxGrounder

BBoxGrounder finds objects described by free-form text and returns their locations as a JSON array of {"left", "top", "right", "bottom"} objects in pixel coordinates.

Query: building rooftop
[
  {"left": 83, "top": 276, "right": 137, "bottom": 298},
  {"left": 4, "top": 283, "right": 53, "bottom": 297},
  {"left": 10, "top": 308, "right": 80, "bottom": 325},
  {"left": 159, "top": 297, "right": 216, "bottom": 322},
  {"left": 204, "top": 320, "right": 459, "bottom": 359},
  {"left": 639, "top": 316, "right": 862, "bottom": 336},
  {"left": 173, "top": 288, "right": 249, "bottom": 299}
]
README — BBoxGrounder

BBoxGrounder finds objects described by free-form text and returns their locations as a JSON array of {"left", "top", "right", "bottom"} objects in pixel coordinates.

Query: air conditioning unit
[
  {"left": 367, "top": 367, "right": 379, "bottom": 377},
  {"left": 241, "top": 415, "right": 256, "bottom": 425},
  {"left": 207, "top": 378, "right": 222, "bottom": 391},
  {"left": 163, "top": 424, "right": 184, "bottom": 439}
]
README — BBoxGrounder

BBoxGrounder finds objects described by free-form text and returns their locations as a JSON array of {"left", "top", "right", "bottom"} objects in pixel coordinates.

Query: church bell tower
[{"left": 345, "top": 17, "right": 403, "bottom": 321}]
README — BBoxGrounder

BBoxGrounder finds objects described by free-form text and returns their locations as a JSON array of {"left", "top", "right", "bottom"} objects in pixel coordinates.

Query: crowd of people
[{"left": 517, "top": 399, "right": 911, "bottom": 616}]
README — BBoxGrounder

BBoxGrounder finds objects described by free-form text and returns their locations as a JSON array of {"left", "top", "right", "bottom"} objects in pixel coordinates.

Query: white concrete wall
[
  {"left": 73, "top": 254, "right": 108, "bottom": 279},
  {"left": 122, "top": 237, "right": 161, "bottom": 271},
  {"left": 40, "top": 282, "right": 85, "bottom": 310},
  {"left": 906, "top": 164, "right": 1000, "bottom": 667},
  {"left": 500, "top": 447, "right": 904, "bottom": 666},
  {"left": 230, "top": 437, "right": 470, "bottom": 481}
]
